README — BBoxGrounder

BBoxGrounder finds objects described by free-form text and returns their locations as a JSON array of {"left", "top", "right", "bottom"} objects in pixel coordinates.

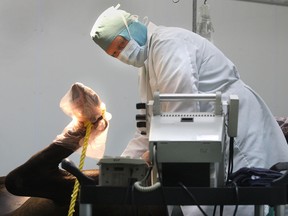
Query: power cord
[
  {"left": 178, "top": 182, "right": 208, "bottom": 216},
  {"left": 226, "top": 137, "right": 235, "bottom": 185},
  {"left": 133, "top": 144, "right": 169, "bottom": 216},
  {"left": 133, "top": 166, "right": 161, "bottom": 192},
  {"left": 231, "top": 181, "right": 239, "bottom": 216},
  {"left": 154, "top": 143, "right": 170, "bottom": 216}
]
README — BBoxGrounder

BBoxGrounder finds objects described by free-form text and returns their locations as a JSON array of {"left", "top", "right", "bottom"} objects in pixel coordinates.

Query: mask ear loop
[
  {"left": 114, "top": 3, "right": 120, "bottom": 9},
  {"left": 114, "top": 3, "right": 134, "bottom": 40},
  {"left": 119, "top": 12, "right": 133, "bottom": 40},
  {"left": 142, "top": 16, "right": 149, "bottom": 26}
]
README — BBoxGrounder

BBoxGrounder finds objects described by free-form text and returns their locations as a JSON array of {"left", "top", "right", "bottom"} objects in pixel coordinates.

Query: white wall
[{"left": 0, "top": 0, "right": 287, "bottom": 176}]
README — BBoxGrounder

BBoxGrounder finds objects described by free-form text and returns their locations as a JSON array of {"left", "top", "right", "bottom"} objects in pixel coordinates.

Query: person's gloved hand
[{"left": 141, "top": 150, "right": 151, "bottom": 165}]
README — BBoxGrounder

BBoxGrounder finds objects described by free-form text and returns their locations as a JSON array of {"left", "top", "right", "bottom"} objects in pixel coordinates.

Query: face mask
[
  {"left": 119, "top": 21, "right": 147, "bottom": 46},
  {"left": 117, "top": 39, "right": 147, "bottom": 67}
]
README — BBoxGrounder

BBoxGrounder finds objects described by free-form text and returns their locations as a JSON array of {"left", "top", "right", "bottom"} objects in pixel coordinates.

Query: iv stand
[
  {"left": 173, "top": 0, "right": 197, "bottom": 33},
  {"left": 192, "top": 0, "right": 197, "bottom": 32}
]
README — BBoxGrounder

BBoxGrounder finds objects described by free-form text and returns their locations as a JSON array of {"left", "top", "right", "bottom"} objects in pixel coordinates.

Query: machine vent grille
[{"left": 161, "top": 113, "right": 215, "bottom": 117}]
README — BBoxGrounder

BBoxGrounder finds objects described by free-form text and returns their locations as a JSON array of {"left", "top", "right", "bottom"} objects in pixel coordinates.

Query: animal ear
[{"left": 71, "top": 83, "right": 85, "bottom": 106}]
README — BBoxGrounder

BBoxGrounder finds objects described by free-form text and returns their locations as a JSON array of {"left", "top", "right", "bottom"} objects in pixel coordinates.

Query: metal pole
[
  {"left": 192, "top": 0, "right": 197, "bottom": 32},
  {"left": 80, "top": 204, "right": 92, "bottom": 216},
  {"left": 254, "top": 205, "right": 265, "bottom": 216},
  {"left": 274, "top": 205, "right": 285, "bottom": 216}
]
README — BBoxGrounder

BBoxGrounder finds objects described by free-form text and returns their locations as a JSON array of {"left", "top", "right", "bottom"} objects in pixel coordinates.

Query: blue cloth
[{"left": 228, "top": 167, "right": 283, "bottom": 187}]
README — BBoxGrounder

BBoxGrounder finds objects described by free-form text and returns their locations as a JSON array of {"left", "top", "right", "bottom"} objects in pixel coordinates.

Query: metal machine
[
  {"left": 98, "top": 157, "right": 148, "bottom": 187},
  {"left": 145, "top": 92, "right": 239, "bottom": 188},
  {"left": 94, "top": 92, "right": 238, "bottom": 189}
]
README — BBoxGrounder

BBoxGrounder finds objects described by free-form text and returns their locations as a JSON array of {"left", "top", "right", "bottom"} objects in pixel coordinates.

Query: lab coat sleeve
[
  {"left": 121, "top": 127, "right": 148, "bottom": 159},
  {"left": 149, "top": 32, "right": 200, "bottom": 112},
  {"left": 121, "top": 67, "right": 150, "bottom": 159}
]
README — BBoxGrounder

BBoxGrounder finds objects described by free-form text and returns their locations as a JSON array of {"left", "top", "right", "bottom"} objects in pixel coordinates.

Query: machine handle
[
  {"left": 158, "top": 93, "right": 218, "bottom": 101},
  {"left": 153, "top": 91, "right": 222, "bottom": 116},
  {"left": 61, "top": 158, "right": 96, "bottom": 185}
]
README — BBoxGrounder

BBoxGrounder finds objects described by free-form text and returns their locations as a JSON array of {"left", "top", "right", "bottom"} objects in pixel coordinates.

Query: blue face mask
[
  {"left": 117, "top": 20, "right": 148, "bottom": 67},
  {"left": 119, "top": 21, "right": 147, "bottom": 46}
]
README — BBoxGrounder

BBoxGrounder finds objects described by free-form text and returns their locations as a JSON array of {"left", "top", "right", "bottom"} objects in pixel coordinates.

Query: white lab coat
[{"left": 121, "top": 22, "right": 288, "bottom": 215}]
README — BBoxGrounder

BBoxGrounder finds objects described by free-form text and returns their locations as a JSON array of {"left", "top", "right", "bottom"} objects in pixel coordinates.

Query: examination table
[{"left": 1, "top": 117, "right": 288, "bottom": 216}]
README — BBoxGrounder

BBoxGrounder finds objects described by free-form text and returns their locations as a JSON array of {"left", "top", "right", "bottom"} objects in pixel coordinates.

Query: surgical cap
[{"left": 90, "top": 5, "right": 135, "bottom": 51}]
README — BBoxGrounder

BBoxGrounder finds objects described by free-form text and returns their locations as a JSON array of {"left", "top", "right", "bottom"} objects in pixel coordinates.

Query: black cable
[
  {"left": 219, "top": 205, "right": 224, "bottom": 216},
  {"left": 131, "top": 183, "right": 139, "bottom": 216},
  {"left": 153, "top": 143, "right": 169, "bottom": 216},
  {"left": 178, "top": 182, "right": 208, "bottom": 216},
  {"left": 226, "top": 137, "right": 235, "bottom": 185},
  {"left": 142, "top": 166, "right": 153, "bottom": 183},
  {"left": 229, "top": 138, "right": 234, "bottom": 174},
  {"left": 221, "top": 137, "right": 236, "bottom": 216},
  {"left": 131, "top": 166, "right": 153, "bottom": 215},
  {"left": 232, "top": 181, "right": 239, "bottom": 216},
  {"left": 212, "top": 205, "right": 217, "bottom": 216},
  {"left": 128, "top": 176, "right": 139, "bottom": 216},
  {"left": 154, "top": 144, "right": 162, "bottom": 183}
]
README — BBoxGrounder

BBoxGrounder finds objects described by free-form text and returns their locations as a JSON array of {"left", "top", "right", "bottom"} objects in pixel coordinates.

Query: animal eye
[{"left": 112, "top": 52, "right": 117, "bottom": 58}]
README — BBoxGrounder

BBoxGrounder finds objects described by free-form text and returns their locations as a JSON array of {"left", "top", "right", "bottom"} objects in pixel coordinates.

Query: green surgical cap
[{"left": 90, "top": 4, "right": 135, "bottom": 51}]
